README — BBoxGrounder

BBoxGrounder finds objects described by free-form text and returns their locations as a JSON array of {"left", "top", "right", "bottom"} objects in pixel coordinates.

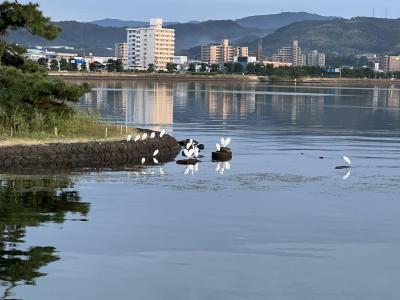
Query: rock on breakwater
[{"left": 0, "top": 132, "right": 180, "bottom": 172}]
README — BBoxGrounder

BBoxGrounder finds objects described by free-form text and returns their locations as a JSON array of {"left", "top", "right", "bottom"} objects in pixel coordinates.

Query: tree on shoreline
[{"left": 0, "top": 1, "right": 90, "bottom": 131}]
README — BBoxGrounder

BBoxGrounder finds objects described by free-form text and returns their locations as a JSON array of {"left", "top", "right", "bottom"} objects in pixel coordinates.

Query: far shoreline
[{"left": 48, "top": 72, "right": 400, "bottom": 84}]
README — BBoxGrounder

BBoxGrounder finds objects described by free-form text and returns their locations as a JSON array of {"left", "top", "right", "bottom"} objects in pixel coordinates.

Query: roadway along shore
[{"left": 48, "top": 72, "right": 400, "bottom": 84}]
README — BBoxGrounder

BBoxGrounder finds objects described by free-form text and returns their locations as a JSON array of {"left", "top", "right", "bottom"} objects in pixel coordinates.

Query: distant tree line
[
  {"left": 187, "top": 62, "right": 400, "bottom": 80},
  {"left": 38, "top": 58, "right": 124, "bottom": 72}
]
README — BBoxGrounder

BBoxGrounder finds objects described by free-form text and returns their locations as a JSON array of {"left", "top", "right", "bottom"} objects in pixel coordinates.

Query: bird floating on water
[{"left": 335, "top": 156, "right": 351, "bottom": 169}]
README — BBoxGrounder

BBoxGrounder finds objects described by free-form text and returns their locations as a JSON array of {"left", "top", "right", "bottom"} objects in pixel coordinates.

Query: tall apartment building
[
  {"left": 273, "top": 40, "right": 306, "bottom": 66},
  {"left": 127, "top": 19, "right": 175, "bottom": 70},
  {"left": 201, "top": 39, "right": 248, "bottom": 65},
  {"left": 115, "top": 42, "right": 128, "bottom": 65},
  {"left": 307, "top": 50, "right": 326, "bottom": 67},
  {"left": 380, "top": 55, "right": 400, "bottom": 72}
]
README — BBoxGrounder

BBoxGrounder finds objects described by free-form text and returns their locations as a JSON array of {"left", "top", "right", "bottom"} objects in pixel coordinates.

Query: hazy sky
[{"left": 20, "top": 0, "right": 400, "bottom": 22}]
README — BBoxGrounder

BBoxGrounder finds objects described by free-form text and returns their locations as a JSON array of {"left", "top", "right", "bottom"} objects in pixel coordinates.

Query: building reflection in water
[
  {"left": 79, "top": 80, "right": 400, "bottom": 133},
  {"left": 126, "top": 82, "right": 173, "bottom": 126}
]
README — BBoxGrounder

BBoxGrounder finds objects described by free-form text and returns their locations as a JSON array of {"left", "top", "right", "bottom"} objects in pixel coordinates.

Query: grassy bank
[{"left": 0, "top": 110, "right": 138, "bottom": 147}]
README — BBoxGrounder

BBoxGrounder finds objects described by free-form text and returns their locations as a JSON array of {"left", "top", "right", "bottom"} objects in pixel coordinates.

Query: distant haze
[{"left": 19, "top": 0, "right": 400, "bottom": 21}]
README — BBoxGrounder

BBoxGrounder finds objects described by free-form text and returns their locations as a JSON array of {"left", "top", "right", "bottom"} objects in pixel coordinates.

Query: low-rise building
[{"left": 263, "top": 61, "right": 293, "bottom": 68}]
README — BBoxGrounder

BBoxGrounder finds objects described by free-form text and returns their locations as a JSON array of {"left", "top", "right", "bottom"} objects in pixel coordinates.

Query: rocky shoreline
[{"left": 0, "top": 130, "right": 180, "bottom": 173}]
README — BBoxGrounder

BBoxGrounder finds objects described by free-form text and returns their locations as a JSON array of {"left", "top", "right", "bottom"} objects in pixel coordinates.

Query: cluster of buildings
[
  {"left": 25, "top": 48, "right": 117, "bottom": 70},
  {"left": 200, "top": 39, "right": 326, "bottom": 68},
  {"left": 25, "top": 18, "right": 400, "bottom": 74},
  {"left": 201, "top": 39, "right": 249, "bottom": 65},
  {"left": 271, "top": 40, "right": 326, "bottom": 67}
]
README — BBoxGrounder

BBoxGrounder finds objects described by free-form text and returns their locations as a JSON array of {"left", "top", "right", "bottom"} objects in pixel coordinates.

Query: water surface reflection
[{"left": 0, "top": 176, "right": 89, "bottom": 299}]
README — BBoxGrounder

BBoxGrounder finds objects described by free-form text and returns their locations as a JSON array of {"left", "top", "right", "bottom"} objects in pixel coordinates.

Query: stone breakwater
[{"left": 0, "top": 133, "right": 180, "bottom": 172}]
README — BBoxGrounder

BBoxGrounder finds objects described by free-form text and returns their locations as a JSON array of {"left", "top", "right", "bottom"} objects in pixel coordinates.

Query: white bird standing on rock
[
  {"left": 160, "top": 129, "right": 166, "bottom": 137},
  {"left": 127, "top": 135, "right": 132, "bottom": 142},
  {"left": 220, "top": 137, "right": 231, "bottom": 148},
  {"left": 186, "top": 139, "right": 193, "bottom": 149},
  {"left": 134, "top": 135, "right": 141, "bottom": 142},
  {"left": 150, "top": 132, "right": 156, "bottom": 139},
  {"left": 141, "top": 133, "right": 148, "bottom": 141},
  {"left": 141, "top": 157, "right": 145, "bottom": 164}
]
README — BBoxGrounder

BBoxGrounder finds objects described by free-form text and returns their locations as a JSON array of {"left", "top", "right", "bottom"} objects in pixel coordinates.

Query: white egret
[
  {"left": 216, "top": 143, "right": 221, "bottom": 152},
  {"left": 141, "top": 133, "right": 148, "bottom": 140},
  {"left": 183, "top": 148, "right": 194, "bottom": 159},
  {"left": 150, "top": 132, "right": 156, "bottom": 139},
  {"left": 134, "top": 135, "right": 141, "bottom": 142},
  {"left": 220, "top": 137, "right": 231, "bottom": 147},
  {"left": 194, "top": 147, "right": 199, "bottom": 158},
  {"left": 186, "top": 139, "right": 194, "bottom": 149},
  {"left": 153, "top": 149, "right": 159, "bottom": 157},
  {"left": 141, "top": 157, "right": 145, "bottom": 164},
  {"left": 160, "top": 129, "right": 166, "bottom": 137},
  {"left": 343, "top": 156, "right": 351, "bottom": 166},
  {"left": 153, "top": 157, "right": 159, "bottom": 164},
  {"left": 127, "top": 135, "right": 132, "bottom": 142}
]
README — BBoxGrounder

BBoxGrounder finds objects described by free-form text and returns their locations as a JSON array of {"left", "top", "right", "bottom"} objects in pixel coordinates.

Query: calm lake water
[{"left": 1, "top": 80, "right": 400, "bottom": 300}]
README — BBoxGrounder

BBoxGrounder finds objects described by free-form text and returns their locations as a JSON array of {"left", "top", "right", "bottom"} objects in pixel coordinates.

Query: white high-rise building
[{"left": 127, "top": 19, "right": 175, "bottom": 71}]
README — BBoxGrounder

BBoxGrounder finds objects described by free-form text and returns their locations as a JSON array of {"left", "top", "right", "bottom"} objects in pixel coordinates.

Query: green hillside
[
  {"left": 167, "top": 20, "right": 265, "bottom": 50},
  {"left": 258, "top": 17, "right": 400, "bottom": 55},
  {"left": 236, "top": 12, "right": 337, "bottom": 30}
]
